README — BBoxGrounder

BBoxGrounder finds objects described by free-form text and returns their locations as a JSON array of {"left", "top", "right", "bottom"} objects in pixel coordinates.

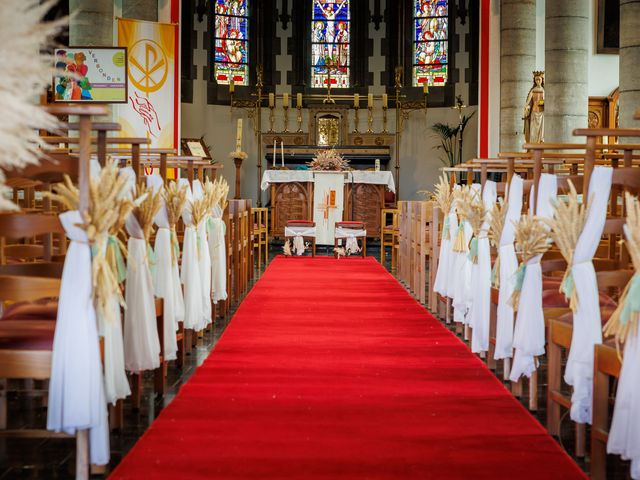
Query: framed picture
[
  {"left": 181, "top": 137, "right": 213, "bottom": 159},
  {"left": 53, "top": 46, "right": 128, "bottom": 103},
  {"left": 597, "top": 0, "right": 619, "bottom": 54}
]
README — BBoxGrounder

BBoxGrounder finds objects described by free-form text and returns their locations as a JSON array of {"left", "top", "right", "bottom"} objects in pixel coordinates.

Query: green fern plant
[{"left": 430, "top": 110, "right": 476, "bottom": 167}]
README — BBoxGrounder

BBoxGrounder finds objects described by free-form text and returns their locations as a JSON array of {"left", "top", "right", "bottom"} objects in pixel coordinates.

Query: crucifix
[{"left": 323, "top": 62, "right": 336, "bottom": 104}]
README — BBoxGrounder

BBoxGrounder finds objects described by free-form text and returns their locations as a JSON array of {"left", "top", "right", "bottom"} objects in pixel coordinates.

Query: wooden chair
[
  {"left": 285, "top": 220, "right": 317, "bottom": 257},
  {"left": 252, "top": 207, "right": 269, "bottom": 267},
  {"left": 380, "top": 208, "right": 399, "bottom": 269},
  {"left": 334, "top": 221, "right": 366, "bottom": 258}
]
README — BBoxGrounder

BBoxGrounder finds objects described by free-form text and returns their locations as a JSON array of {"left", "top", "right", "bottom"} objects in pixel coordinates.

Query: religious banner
[
  {"left": 312, "top": 171, "right": 345, "bottom": 244},
  {"left": 116, "top": 18, "right": 178, "bottom": 149}
]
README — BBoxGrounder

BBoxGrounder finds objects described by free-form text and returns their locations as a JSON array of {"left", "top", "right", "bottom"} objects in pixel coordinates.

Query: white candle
[
  {"left": 229, "top": 79, "right": 235, "bottom": 94},
  {"left": 283, "top": 93, "right": 289, "bottom": 108},
  {"left": 368, "top": 93, "right": 373, "bottom": 108},
  {"left": 423, "top": 83, "right": 429, "bottom": 95},
  {"left": 273, "top": 140, "right": 276, "bottom": 167},
  {"left": 382, "top": 93, "right": 388, "bottom": 108},
  {"left": 281, "top": 141, "right": 285, "bottom": 167},
  {"left": 297, "top": 93, "right": 302, "bottom": 108},
  {"left": 269, "top": 93, "right": 275, "bottom": 108},
  {"left": 235, "top": 118, "right": 243, "bottom": 152},
  {"left": 354, "top": 94, "right": 359, "bottom": 108}
]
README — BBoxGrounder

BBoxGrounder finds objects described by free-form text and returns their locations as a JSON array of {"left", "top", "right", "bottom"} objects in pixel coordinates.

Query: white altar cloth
[{"left": 261, "top": 170, "right": 396, "bottom": 193}]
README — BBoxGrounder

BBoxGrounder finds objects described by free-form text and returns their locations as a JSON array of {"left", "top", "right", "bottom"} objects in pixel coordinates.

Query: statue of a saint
[{"left": 523, "top": 71, "right": 544, "bottom": 143}]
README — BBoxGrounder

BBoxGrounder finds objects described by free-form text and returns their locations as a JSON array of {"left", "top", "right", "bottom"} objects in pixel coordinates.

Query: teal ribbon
[
  {"left": 108, "top": 235, "right": 127, "bottom": 284},
  {"left": 147, "top": 243, "right": 157, "bottom": 278},
  {"left": 467, "top": 237, "right": 478, "bottom": 263},
  {"left": 170, "top": 228, "right": 180, "bottom": 262},
  {"left": 206, "top": 216, "right": 215, "bottom": 235},
  {"left": 560, "top": 269, "right": 575, "bottom": 304},
  {"left": 442, "top": 216, "right": 450, "bottom": 241},
  {"left": 513, "top": 263, "right": 526, "bottom": 294},
  {"left": 620, "top": 273, "right": 640, "bottom": 326}
]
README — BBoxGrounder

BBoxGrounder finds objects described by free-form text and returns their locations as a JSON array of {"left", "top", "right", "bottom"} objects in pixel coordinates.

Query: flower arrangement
[{"left": 308, "top": 148, "right": 350, "bottom": 171}]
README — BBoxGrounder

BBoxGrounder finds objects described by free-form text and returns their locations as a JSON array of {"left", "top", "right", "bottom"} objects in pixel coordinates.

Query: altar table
[{"left": 261, "top": 170, "right": 395, "bottom": 239}]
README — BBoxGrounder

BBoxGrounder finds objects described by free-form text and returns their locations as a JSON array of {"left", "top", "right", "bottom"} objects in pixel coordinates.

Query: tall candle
[
  {"left": 423, "top": 83, "right": 429, "bottom": 95},
  {"left": 281, "top": 141, "right": 285, "bottom": 167},
  {"left": 283, "top": 93, "right": 289, "bottom": 108},
  {"left": 235, "top": 118, "right": 243, "bottom": 152},
  {"left": 354, "top": 93, "right": 359, "bottom": 108},
  {"left": 382, "top": 93, "right": 388, "bottom": 108},
  {"left": 273, "top": 140, "right": 276, "bottom": 167},
  {"left": 368, "top": 93, "right": 373, "bottom": 108},
  {"left": 269, "top": 93, "right": 275, "bottom": 108},
  {"left": 297, "top": 93, "right": 302, "bottom": 108},
  {"left": 229, "top": 79, "right": 235, "bottom": 94}
]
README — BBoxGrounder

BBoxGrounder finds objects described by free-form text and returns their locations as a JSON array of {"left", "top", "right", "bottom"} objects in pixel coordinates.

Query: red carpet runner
[{"left": 111, "top": 257, "right": 585, "bottom": 479}]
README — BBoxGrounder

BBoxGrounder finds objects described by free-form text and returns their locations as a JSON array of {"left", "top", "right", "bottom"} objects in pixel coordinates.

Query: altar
[{"left": 261, "top": 169, "right": 395, "bottom": 240}]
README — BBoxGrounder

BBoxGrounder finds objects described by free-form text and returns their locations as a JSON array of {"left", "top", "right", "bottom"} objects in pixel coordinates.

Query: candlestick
[
  {"left": 354, "top": 93, "right": 359, "bottom": 108},
  {"left": 382, "top": 106, "right": 388, "bottom": 134},
  {"left": 382, "top": 93, "right": 388, "bottom": 109},
  {"left": 353, "top": 106, "right": 360, "bottom": 134},
  {"left": 268, "top": 93, "right": 275, "bottom": 108},
  {"left": 235, "top": 118, "right": 243, "bottom": 152},
  {"left": 297, "top": 93, "right": 302, "bottom": 108},
  {"left": 367, "top": 106, "right": 373, "bottom": 133},
  {"left": 273, "top": 140, "right": 276, "bottom": 167},
  {"left": 280, "top": 141, "right": 284, "bottom": 167},
  {"left": 296, "top": 104, "right": 303, "bottom": 133},
  {"left": 368, "top": 93, "right": 373, "bottom": 109},
  {"left": 423, "top": 83, "right": 429, "bottom": 95},
  {"left": 268, "top": 104, "right": 275, "bottom": 132},
  {"left": 229, "top": 80, "right": 235, "bottom": 94},
  {"left": 283, "top": 93, "right": 289, "bottom": 108},
  {"left": 283, "top": 104, "right": 290, "bottom": 132}
]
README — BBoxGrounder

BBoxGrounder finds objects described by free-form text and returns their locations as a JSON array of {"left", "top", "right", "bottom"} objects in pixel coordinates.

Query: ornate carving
[
  {"left": 294, "top": 136, "right": 304, "bottom": 145},
  {"left": 353, "top": 136, "right": 364, "bottom": 145},
  {"left": 588, "top": 110, "right": 600, "bottom": 129},
  {"left": 344, "top": 183, "right": 384, "bottom": 237},
  {"left": 374, "top": 136, "right": 384, "bottom": 146},
  {"left": 273, "top": 182, "right": 313, "bottom": 236}
]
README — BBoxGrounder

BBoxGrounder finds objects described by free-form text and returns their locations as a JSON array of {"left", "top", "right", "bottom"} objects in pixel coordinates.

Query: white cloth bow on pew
[
  {"left": 193, "top": 179, "right": 212, "bottom": 329},
  {"left": 209, "top": 204, "right": 227, "bottom": 303}
]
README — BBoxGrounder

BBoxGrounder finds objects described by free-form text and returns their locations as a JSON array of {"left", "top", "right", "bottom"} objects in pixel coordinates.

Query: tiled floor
[{"left": 0, "top": 243, "right": 630, "bottom": 478}]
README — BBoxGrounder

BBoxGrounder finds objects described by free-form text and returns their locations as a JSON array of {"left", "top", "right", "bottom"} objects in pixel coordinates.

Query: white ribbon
[
  {"left": 494, "top": 174, "right": 524, "bottom": 360},
  {"left": 608, "top": 327, "right": 640, "bottom": 479},
  {"left": 284, "top": 226, "right": 316, "bottom": 256},
  {"left": 433, "top": 204, "right": 455, "bottom": 297},
  {"left": 565, "top": 166, "right": 613, "bottom": 423},
  {"left": 47, "top": 211, "right": 110, "bottom": 465},
  {"left": 335, "top": 226, "right": 366, "bottom": 255},
  {"left": 444, "top": 209, "right": 460, "bottom": 299},
  {"left": 123, "top": 214, "right": 161, "bottom": 372},
  {"left": 470, "top": 181, "right": 496, "bottom": 354},
  {"left": 510, "top": 173, "right": 557, "bottom": 381},
  {"left": 179, "top": 179, "right": 204, "bottom": 330},
  {"left": 192, "top": 180, "right": 212, "bottom": 329},
  {"left": 209, "top": 204, "right": 227, "bottom": 303}
]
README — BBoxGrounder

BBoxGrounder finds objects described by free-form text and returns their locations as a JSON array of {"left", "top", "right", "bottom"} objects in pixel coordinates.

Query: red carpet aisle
[{"left": 111, "top": 257, "right": 585, "bottom": 479}]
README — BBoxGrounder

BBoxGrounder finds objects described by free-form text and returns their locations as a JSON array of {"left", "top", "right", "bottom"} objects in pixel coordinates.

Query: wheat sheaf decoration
[
  {"left": 509, "top": 214, "right": 551, "bottom": 311},
  {"left": 164, "top": 180, "right": 187, "bottom": 262},
  {"left": 544, "top": 181, "right": 590, "bottom": 312},
  {"left": 457, "top": 193, "right": 487, "bottom": 264},
  {"left": 488, "top": 199, "right": 508, "bottom": 288},
  {"left": 133, "top": 184, "right": 162, "bottom": 244},
  {"left": 422, "top": 174, "right": 455, "bottom": 240},
  {"left": 603, "top": 193, "right": 640, "bottom": 349},
  {"left": 452, "top": 186, "right": 477, "bottom": 253},
  {"left": 0, "top": 0, "right": 66, "bottom": 212},
  {"left": 47, "top": 161, "right": 130, "bottom": 323}
]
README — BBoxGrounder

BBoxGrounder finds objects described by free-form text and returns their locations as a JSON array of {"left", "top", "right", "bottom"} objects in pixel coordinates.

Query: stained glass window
[
  {"left": 311, "top": 0, "right": 350, "bottom": 89},
  {"left": 413, "top": 0, "right": 448, "bottom": 87},
  {"left": 213, "top": 0, "right": 249, "bottom": 85}
]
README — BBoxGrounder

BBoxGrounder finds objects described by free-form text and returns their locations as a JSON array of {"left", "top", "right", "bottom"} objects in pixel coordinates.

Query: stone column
[
  {"left": 69, "top": 0, "right": 114, "bottom": 46},
  {"left": 544, "top": 0, "right": 589, "bottom": 143},
  {"left": 619, "top": 0, "right": 640, "bottom": 130},
  {"left": 500, "top": 0, "right": 536, "bottom": 152}
]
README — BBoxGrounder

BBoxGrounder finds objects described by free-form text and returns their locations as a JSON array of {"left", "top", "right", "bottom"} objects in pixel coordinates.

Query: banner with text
[{"left": 116, "top": 18, "right": 178, "bottom": 149}]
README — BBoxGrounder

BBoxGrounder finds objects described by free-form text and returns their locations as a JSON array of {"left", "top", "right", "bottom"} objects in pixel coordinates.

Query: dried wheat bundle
[
  {"left": 190, "top": 196, "right": 209, "bottom": 228},
  {"left": 217, "top": 177, "right": 230, "bottom": 210},
  {"left": 603, "top": 193, "right": 640, "bottom": 347},
  {"left": 509, "top": 214, "right": 551, "bottom": 310},
  {"left": 544, "top": 180, "right": 589, "bottom": 311},
  {"left": 488, "top": 199, "right": 508, "bottom": 288},
  {"left": 133, "top": 184, "right": 162, "bottom": 243},
  {"left": 421, "top": 173, "right": 453, "bottom": 216},
  {"left": 458, "top": 194, "right": 487, "bottom": 263},
  {"left": 164, "top": 180, "right": 187, "bottom": 228},
  {"left": 451, "top": 186, "right": 477, "bottom": 252},
  {"left": 0, "top": 0, "right": 66, "bottom": 212}
]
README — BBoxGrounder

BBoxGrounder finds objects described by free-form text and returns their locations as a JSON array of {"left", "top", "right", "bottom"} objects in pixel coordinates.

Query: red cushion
[
  {"left": 287, "top": 220, "right": 315, "bottom": 226},
  {"left": 1, "top": 299, "right": 58, "bottom": 321},
  {"left": 337, "top": 221, "right": 364, "bottom": 226}
]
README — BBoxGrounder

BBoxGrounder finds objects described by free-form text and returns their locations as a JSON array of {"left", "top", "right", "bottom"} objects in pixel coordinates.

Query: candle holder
[
  {"left": 283, "top": 105, "right": 290, "bottom": 133},
  {"left": 296, "top": 105, "right": 303, "bottom": 133},
  {"left": 229, "top": 150, "right": 248, "bottom": 199},
  {"left": 268, "top": 105, "right": 275, "bottom": 132},
  {"left": 353, "top": 106, "right": 360, "bottom": 134},
  {"left": 382, "top": 106, "right": 388, "bottom": 134},
  {"left": 367, "top": 106, "right": 373, "bottom": 133}
]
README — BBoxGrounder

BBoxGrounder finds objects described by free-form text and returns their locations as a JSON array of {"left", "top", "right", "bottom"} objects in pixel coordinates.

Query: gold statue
[{"left": 523, "top": 70, "right": 544, "bottom": 143}]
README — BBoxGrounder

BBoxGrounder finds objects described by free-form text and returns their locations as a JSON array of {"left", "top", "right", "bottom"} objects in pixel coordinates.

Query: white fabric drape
[
  {"left": 444, "top": 207, "right": 460, "bottom": 299},
  {"left": 470, "top": 181, "right": 497, "bottom": 353},
  {"left": 100, "top": 294, "right": 130, "bottom": 405},
  {"left": 335, "top": 226, "right": 366, "bottom": 255},
  {"left": 47, "top": 211, "right": 110, "bottom": 465},
  {"left": 209, "top": 204, "right": 227, "bottom": 303},
  {"left": 123, "top": 214, "right": 161, "bottom": 372},
  {"left": 179, "top": 178, "right": 204, "bottom": 330},
  {"left": 510, "top": 173, "right": 557, "bottom": 381},
  {"left": 433, "top": 203, "right": 455, "bottom": 297},
  {"left": 565, "top": 166, "right": 613, "bottom": 423},
  {"left": 494, "top": 174, "right": 524, "bottom": 360},
  {"left": 192, "top": 180, "right": 212, "bottom": 329},
  {"left": 147, "top": 175, "right": 181, "bottom": 362},
  {"left": 608, "top": 289, "right": 640, "bottom": 479},
  {"left": 284, "top": 225, "right": 316, "bottom": 256}
]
